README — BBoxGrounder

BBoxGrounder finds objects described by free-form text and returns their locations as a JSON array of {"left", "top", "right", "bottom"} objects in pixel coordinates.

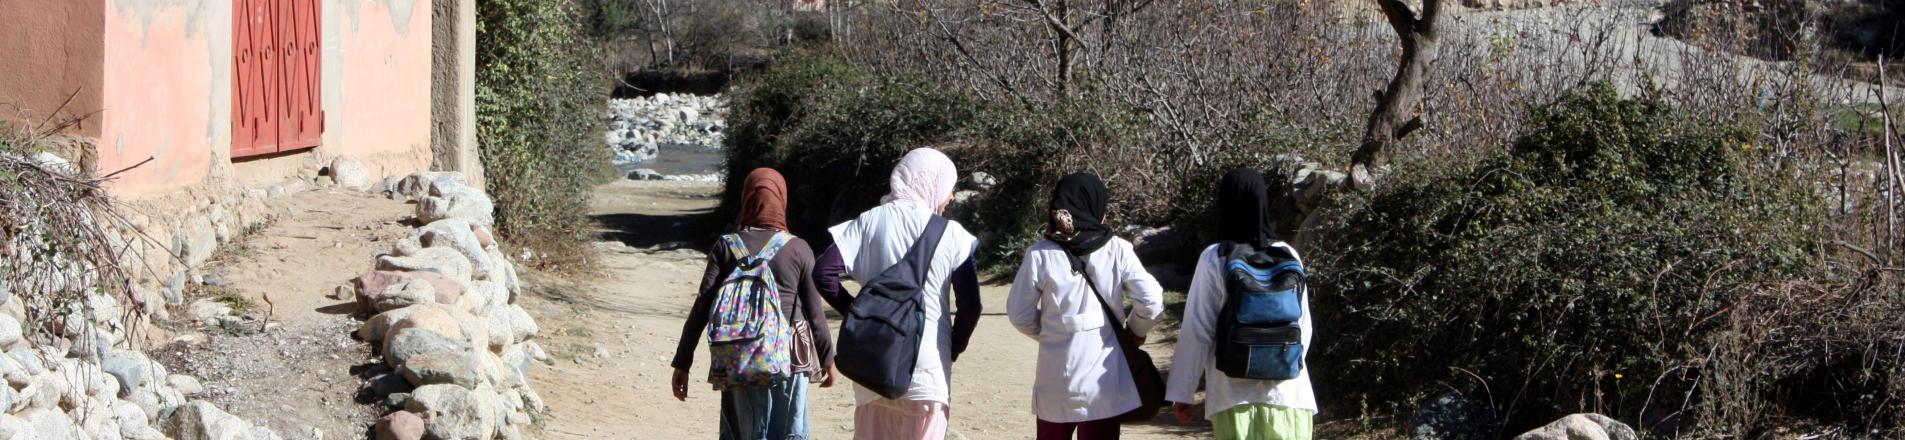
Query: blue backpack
[
  {"left": 834, "top": 216, "right": 949, "bottom": 399},
  {"left": 1214, "top": 241, "right": 1308, "bottom": 381}
]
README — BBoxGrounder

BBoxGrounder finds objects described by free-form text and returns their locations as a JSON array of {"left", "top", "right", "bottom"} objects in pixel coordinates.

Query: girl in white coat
[
  {"left": 1008, "top": 173, "right": 1165, "bottom": 440},
  {"left": 1165, "top": 168, "right": 1316, "bottom": 440}
]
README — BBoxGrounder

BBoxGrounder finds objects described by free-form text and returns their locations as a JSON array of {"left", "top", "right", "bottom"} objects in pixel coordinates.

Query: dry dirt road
[{"left": 525, "top": 180, "right": 1217, "bottom": 439}]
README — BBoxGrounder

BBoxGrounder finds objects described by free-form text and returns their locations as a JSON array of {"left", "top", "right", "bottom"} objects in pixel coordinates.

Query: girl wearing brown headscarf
[{"left": 672, "top": 168, "right": 836, "bottom": 440}]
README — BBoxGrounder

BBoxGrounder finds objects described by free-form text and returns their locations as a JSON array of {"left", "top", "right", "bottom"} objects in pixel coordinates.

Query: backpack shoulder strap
[
  {"left": 721, "top": 234, "right": 751, "bottom": 261},
  {"left": 905, "top": 216, "right": 951, "bottom": 280},
  {"left": 754, "top": 232, "right": 795, "bottom": 263}
]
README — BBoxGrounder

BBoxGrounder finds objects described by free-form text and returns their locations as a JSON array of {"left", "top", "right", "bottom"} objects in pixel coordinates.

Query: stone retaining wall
[{"left": 352, "top": 171, "right": 547, "bottom": 440}]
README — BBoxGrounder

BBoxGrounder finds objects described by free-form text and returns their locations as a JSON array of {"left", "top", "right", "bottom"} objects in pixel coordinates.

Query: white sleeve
[
  {"left": 827, "top": 219, "right": 864, "bottom": 275},
  {"left": 1119, "top": 246, "right": 1166, "bottom": 337},
  {"left": 1005, "top": 249, "right": 1045, "bottom": 338},
  {"left": 1166, "top": 246, "right": 1224, "bottom": 404}
]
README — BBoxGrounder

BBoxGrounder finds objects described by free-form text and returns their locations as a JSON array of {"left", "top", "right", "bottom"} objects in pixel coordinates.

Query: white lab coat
[
  {"left": 1165, "top": 243, "right": 1318, "bottom": 417},
  {"left": 1007, "top": 238, "right": 1165, "bottom": 423}
]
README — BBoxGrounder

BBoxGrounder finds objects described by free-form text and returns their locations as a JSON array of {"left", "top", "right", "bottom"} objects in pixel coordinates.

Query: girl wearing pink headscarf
[{"left": 815, "top": 148, "right": 984, "bottom": 440}]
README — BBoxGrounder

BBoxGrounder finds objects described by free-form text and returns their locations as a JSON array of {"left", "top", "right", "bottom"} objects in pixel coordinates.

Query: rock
[
  {"left": 20, "top": 408, "right": 82, "bottom": 440},
  {"left": 383, "top": 393, "right": 411, "bottom": 409},
  {"left": 1512, "top": 414, "right": 1637, "bottom": 440},
  {"left": 331, "top": 285, "right": 354, "bottom": 301},
  {"left": 113, "top": 399, "right": 162, "bottom": 439},
  {"left": 168, "top": 374, "right": 204, "bottom": 396},
  {"left": 201, "top": 274, "right": 226, "bottom": 288},
  {"left": 181, "top": 217, "right": 218, "bottom": 268},
  {"left": 329, "top": 156, "right": 371, "bottom": 190},
  {"left": 100, "top": 350, "right": 158, "bottom": 397},
  {"left": 417, "top": 219, "right": 492, "bottom": 281},
  {"left": 0, "top": 315, "right": 20, "bottom": 348},
  {"left": 470, "top": 225, "right": 495, "bottom": 248},
  {"left": 314, "top": 175, "right": 335, "bottom": 187},
  {"left": 384, "top": 329, "right": 468, "bottom": 367},
  {"left": 626, "top": 169, "right": 664, "bottom": 181},
  {"left": 416, "top": 189, "right": 494, "bottom": 227},
  {"left": 354, "top": 271, "right": 468, "bottom": 312},
  {"left": 461, "top": 281, "right": 503, "bottom": 316},
  {"left": 383, "top": 305, "right": 465, "bottom": 347},
  {"left": 186, "top": 300, "right": 232, "bottom": 324},
  {"left": 392, "top": 237, "right": 425, "bottom": 257},
  {"left": 359, "top": 306, "right": 421, "bottom": 343},
  {"left": 404, "top": 384, "right": 497, "bottom": 440},
  {"left": 163, "top": 274, "right": 186, "bottom": 305},
  {"left": 372, "top": 279, "right": 437, "bottom": 313},
  {"left": 964, "top": 172, "right": 997, "bottom": 190},
  {"left": 160, "top": 401, "right": 253, "bottom": 440},
  {"left": 487, "top": 305, "right": 538, "bottom": 348},
  {"left": 376, "top": 248, "right": 475, "bottom": 283},
  {"left": 374, "top": 411, "right": 425, "bottom": 440},
  {"left": 486, "top": 249, "right": 520, "bottom": 300},
  {"left": 393, "top": 172, "right": 469, "bottom": 200},
  {"left": 399, "top": 351, "right": 481, "bottom": 389}
]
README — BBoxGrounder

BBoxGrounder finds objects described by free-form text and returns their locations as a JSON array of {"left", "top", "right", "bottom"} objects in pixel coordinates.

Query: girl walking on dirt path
[
  {"left": 814, "top": 148, "right": 983, "bottom": 440},
  {"left": 1165, "top": 169, "right": 1317, "bottom": 440},
  {"left": 1007, "top": 172, "right": 1166, "bottom": 440},
  {"left": 671, "top": 168, "right": 838, "bottom": 440}
]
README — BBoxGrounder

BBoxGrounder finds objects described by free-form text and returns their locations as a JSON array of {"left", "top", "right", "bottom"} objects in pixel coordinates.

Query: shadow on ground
[{"left": 591, "top": 207, "right": 720, "bottom": 250}]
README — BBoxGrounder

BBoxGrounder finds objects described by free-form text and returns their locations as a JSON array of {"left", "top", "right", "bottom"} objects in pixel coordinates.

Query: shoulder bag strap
[{"left": 1073, "top": 258, "right": 1137, "bottom": 339}]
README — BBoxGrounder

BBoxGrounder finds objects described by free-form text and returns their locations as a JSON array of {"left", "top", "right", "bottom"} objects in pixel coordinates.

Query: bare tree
[{"left": 1350, "top": 0, "right": 1445, "bottom": 189}]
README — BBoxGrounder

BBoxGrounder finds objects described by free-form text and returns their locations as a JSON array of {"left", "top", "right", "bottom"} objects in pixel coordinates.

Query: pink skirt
[{"left": 853, "top": 399, "right": 949, "bottom": 440}]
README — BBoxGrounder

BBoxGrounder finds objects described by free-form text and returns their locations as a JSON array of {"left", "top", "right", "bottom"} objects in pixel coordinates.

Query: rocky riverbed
[{"left": 604, "top": 93, "right": 726, "bottom": 169}]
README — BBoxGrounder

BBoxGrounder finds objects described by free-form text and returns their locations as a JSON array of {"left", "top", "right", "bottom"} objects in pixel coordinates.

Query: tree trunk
[{"left": 1351, "top": 0, "right": 1444, "bottom": 189}]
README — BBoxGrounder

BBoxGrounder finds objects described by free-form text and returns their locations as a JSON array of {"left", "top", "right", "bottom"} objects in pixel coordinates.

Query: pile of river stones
[
  {"left": 356, "top": 171, "right": 546, "bottom": 440},
  {"left": 604, "top": 93, "right": 727, "bottom": 166}
]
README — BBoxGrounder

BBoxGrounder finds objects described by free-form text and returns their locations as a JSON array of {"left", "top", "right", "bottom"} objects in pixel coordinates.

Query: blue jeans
[{"left": 719, "top": 374, "right": 809, "bottom": 440}]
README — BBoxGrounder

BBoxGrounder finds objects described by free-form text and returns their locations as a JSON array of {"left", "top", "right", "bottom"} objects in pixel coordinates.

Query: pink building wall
[{"left": 1, "top": 0, "right": 436, "bottom": 199}]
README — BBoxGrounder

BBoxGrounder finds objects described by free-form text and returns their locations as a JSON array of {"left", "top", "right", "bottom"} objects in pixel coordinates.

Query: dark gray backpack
[{"left": 834, "top": 216, "right": 948, "bottom": 399}]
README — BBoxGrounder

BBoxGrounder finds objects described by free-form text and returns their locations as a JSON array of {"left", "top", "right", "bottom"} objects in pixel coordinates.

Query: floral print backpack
[{"left": 705, "top": 233, "right": 794, "bottom": 389}]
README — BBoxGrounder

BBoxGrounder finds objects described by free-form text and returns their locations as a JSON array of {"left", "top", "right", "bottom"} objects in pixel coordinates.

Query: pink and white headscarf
[{"left": 881, "top": 148, "right": 959, "bottom": 213}]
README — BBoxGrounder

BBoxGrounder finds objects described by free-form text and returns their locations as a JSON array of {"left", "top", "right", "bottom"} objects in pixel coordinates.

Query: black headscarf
[
  {"left": 1218, "top": 168, "right": 1276, "bottom": 248},
  {"left": 1046, "top": 173, "right": 1112, "bottom": 272}
]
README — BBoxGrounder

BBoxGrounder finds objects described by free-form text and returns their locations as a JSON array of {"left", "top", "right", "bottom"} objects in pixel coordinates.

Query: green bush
[
  {"left": 1308, "top": 83, "right": 1831, "bottom": 434},
  {"left": 477, "top": 0, "right": 614, "bottom": 267},
  {"left": 721, "top": 55, "right": 974, "bottom": 249}
]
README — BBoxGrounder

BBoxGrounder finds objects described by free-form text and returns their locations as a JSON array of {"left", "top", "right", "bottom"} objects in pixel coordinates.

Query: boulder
[
  {"left": 392, "top": 172, "right": 469, "bottom": 200},
  {"left": 1513, "top": 414, "right": 1637, "bottom": 440},
  {"left": 360, "top": 306, "right": 419, "bottom": 343},
  {"left": 404, "top": 384, "right": 497, "bottom": 440},
  {"left": 399, "top": 351, "right": 481, "bottom": 389},
  {"left": 485, "top": 249, "right": 520, "bottom": 300},
  {"left": 367, "top": 372, "right": 414, "bottom": 397},
  {"left": 626, "top": 169, "right": 664, "bottom": 181},
  {"left": 20, "top": 408, "right": 82, "bottom": 440},
  {"left": 383, "top": 305, "right": 465, "bottom": 347},
  {"left": 112, "top": 399, "right": 162, "bottom": 440},
  {"left": 376, "top": 248, "right": 475, "bottom": 283},
  {"left": 181, "top": 216, "right": 219, "bottom": 269},
  {"left": 354, "top": 271, "right": 468, "bottom": 312},
  {"left": 372, "top": 279, "right": 437, "bottom": 313},
  {"left": 417, "top": 189, "right": 494, "bottom": 227},
  {"left": 0, "top": 315, "right": 22, "bottom": 348},
  {"left": 417, "top": 219, "right": 492, "bottom": 281},
  {"left": 374, "top": 411, "right": 425, "bottom": 440},
  {"left": 160, "top": 401, "right": 251, "bottom": 440},
  {"left": 329, "top": 156, "right": 371, "bottom": 190},
  {"left": 0, "top": 414, "right": 27, "bottom": 440},
  {"left": 100, "top": 350, "right": 159, "bottom": 397},
  {"left": 486, "top": 305, "right": 538, "bottom": 348},
  {"left": 384, "top": 329, "right": 467, "bottom": 367},
  {"left": 167, "top": 374, "right": 204, "bottom": 397},
  {"left": 187, "top": 300, "right": 233, "bottom": 324}
]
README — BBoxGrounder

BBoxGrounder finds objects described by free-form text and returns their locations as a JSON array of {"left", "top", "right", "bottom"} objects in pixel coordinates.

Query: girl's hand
[
  {"left": 1172, "top": 402, "right": 1199, "bottom": 424},
  {"left": 819, "top": 366, "right": 838, "bottom": 388},
  {"left": 671, "top": 368, "right": 690, "bottom": 401}
]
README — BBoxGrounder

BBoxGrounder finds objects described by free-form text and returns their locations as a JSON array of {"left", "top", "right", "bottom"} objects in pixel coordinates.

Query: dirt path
[{"left": 526, "top": 180, "right": 1213, "bottom": 439}]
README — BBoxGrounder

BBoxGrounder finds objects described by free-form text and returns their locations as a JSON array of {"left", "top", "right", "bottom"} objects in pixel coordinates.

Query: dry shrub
[{"left": 0, "top": 121, "right": 150, "bottom": 353}]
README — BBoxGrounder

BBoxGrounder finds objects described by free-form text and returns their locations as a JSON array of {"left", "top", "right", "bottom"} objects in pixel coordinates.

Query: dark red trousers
[{"left": 1036, "top": 418, "right": 1122, "bottom": 440}]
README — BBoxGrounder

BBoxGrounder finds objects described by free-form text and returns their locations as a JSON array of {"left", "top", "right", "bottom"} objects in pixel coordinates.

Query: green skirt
[{"left": 1212, "top": 403, "right": 1314, "bottom": 440}]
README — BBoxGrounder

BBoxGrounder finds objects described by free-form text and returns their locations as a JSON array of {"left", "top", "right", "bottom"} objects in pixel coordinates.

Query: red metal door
[{"left": 232, "top": 0, "right": 321, "bottom": 158}]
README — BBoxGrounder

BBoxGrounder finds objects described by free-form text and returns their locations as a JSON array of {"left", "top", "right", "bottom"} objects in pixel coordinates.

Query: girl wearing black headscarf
[
  {"left": 1006, "top": 173, "right": 1167, "bottom": 440},
  {"left": 1163, "top": 168, "right": 1317, "bottom": 439}
]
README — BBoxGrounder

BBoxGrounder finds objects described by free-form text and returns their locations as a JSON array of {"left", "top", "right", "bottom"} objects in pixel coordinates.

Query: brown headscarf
[{"left": 739, "top": 168, "right": 789, "bottom": 231}]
